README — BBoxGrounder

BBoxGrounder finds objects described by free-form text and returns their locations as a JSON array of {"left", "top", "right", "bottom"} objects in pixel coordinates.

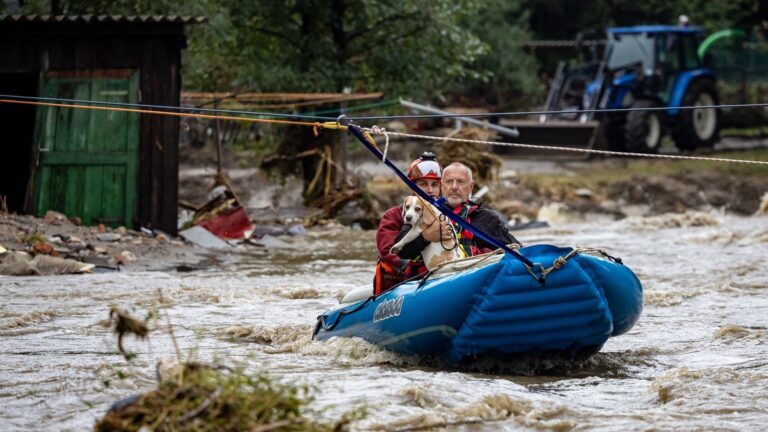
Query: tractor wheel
[
  {"left": 672, "top": 79, "right": 720, "bottom": 152},
  {"left": 625, "top": 99, "right": 663, "bottom": 154}
]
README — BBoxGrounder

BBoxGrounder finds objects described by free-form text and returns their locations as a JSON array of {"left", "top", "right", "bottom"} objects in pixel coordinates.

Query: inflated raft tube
[{"left": 313, "top": 245, "right": 642, "bottom": 363}]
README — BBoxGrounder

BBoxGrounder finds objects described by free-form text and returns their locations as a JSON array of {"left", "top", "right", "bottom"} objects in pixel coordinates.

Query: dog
[{"left": 390, "top": 196, "right": 464, "bottom": 270}]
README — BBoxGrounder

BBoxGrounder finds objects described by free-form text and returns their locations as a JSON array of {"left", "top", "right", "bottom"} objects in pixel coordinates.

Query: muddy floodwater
[{"left": 2, "top": 212, "right": 768, "bottom": 431}]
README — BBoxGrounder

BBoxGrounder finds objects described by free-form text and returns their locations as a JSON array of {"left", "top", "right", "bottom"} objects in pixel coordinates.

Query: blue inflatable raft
[{"left": 313, "top": 245, "right": 643, "bottom": 363}]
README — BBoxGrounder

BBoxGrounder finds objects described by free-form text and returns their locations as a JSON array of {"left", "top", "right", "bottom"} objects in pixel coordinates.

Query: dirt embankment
[
  {"left": 8, "top": 144, "right": 762, "bottom": 274},
  {"left": 178, "top": 152, "right": 768, "bottom": 231},
  {"left": 176, "top": 121, "right": 768, "bottom": 226},
  {"left": 362, "top": 150, "right": 768, "bottom": 227},
  {"left": 492, "top": 169, "right": 767, "bottom": 223}
]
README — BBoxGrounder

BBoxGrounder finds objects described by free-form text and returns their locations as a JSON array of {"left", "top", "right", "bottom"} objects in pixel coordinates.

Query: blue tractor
[{"left": 543, "top": 25, "right": 720, "bottom": 153}]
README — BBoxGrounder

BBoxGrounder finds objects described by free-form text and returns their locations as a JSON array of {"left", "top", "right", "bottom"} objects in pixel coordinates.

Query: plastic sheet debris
[
  {"left": 43, "top": 210, "right": 69, "bottom": 225},
  {"left": 179, "top": 226, "right": 230, "bottom": 250},
  {"left": 0, "top": 251, "right": 95, "bottom": 276},
  {"left": 250, "top": 234, "right": 299, "bottom": 249},
  {"left": 252, "top": 224, "right": 307, "bottom": 238},
  {"left": 177, "top": 209, "right": 194, "bottom": 229},
  {"left": 96, "top": 233, "right": 122, "bottom": 242}
]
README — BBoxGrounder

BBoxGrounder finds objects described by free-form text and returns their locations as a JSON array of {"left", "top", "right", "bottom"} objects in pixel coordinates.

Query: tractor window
[
  {"left": 606, "top": 33, "right": 654, "bottom": 72},
  {"left": 681, "top": 36, "right": 700, "bottom": 69},
  {"left": 657, "top": 34, "right": 681, "bottom": 71}
]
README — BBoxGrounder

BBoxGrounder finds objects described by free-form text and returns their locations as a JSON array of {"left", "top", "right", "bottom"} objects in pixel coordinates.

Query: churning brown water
[{"left": 2, "top": 211, "right": 767, "bottom": 431}]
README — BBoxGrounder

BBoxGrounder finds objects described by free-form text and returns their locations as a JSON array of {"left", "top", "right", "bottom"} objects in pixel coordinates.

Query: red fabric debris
[{"left": 198, "top": 207, "right": 254, "bottom": 240}]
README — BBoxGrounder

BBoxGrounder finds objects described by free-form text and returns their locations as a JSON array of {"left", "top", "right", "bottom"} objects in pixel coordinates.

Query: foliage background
[{"left": 8, "top": 0, "right": 768, "bottom": 108}]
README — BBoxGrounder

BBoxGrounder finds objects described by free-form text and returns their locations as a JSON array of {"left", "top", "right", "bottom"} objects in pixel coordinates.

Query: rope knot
[
  {"left": 370, "top": 125, "right": 386, "bottom": 135},
  {"left": 553, "top": 256, "right": 567, "bottom": 269},
  {"left": 370, "top": 125, "right": 390, "bottom": 162}
]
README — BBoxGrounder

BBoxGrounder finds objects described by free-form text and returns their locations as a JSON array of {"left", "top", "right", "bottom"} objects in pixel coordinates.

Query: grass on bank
[
  {"left": 722, "top": 126, "right": 768, "bottom": 139},
  {"left": 519, "top": 148, "right": 768, "bottom": 192}
]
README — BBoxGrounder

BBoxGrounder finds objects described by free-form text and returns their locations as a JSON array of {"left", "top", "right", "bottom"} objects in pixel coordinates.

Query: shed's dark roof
[{"left": 0, "top": 14, "right": 205, "bottom": 24}]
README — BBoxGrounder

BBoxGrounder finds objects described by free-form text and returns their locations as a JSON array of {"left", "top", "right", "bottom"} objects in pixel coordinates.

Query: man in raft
[
  {"left": 373, "top": 152, "right": 454, "bottom": 294},
  {"left": 394, "top": 162, "right": 521, "bottom": 260}
]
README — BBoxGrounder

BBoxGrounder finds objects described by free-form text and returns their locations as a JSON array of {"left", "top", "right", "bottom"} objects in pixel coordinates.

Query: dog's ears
[
  {"left": 401, "top": 197, "right": 412, "bottom": 218},
  {"left": 419, "top": 197, "right": 437, "bottom": 226}
]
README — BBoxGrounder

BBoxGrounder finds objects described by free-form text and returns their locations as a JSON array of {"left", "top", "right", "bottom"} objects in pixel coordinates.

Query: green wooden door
[{"left": 32, "top": 71, "right": 139, "bottom": 227}]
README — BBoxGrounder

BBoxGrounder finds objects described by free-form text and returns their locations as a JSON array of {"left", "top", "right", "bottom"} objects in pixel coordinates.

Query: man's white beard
[{"left": 446, "top": 196, "right": 463, "bottom": 207}]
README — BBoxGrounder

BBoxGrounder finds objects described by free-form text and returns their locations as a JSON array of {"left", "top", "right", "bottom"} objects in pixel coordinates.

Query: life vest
[
  {"left": 373, "top": 203, "right": 431, "bottom": 296},
  {"left": 373, "top": 258, "right": 427, "bottom": 296},
  {"left": 451, "top": 203, "right": 482, "bottom": 257}
]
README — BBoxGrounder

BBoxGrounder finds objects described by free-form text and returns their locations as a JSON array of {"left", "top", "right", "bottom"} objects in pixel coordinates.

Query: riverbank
[
  {"left": 361, "top": 148, "right": 768, "bottom": 228},
  {"left": 0, "top": 213, "right": 201, "bottom": 274},
  {"left": 3, "top": 148, "right": 764, "bottom": 275},
  {"left": 492, "top": 148, "right": 768, "bottom": 224}
]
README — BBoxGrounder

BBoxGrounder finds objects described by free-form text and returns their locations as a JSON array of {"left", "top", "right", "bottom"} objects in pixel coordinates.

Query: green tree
[
  {"left": 186, "top": 0, "right": 487, "bottom": 98},
  {"left": 456, "top": 0, "right": 542, "bottom": 108},
  {"left": 525, "top": 0, "right": 766, "bottom": 40},
  {"left": 18, "top": 0, "right": 489, "bottom": 99}
]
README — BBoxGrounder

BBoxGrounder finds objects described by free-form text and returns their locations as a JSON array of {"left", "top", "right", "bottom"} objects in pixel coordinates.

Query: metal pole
[
  {"left": 214, "top": 101, "right": 223, "bottom": 175},
  {"left": 339, "top": 87, "right": 350, "bottom": 186},
  {"left": 399, "top": 99, "right": 519, "bottom": 138}
]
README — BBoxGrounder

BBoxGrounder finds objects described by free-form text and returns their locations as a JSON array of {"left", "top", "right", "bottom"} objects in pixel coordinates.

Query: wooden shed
[{"left": 0, "top": 15, "right": 203, "bottom": 234}]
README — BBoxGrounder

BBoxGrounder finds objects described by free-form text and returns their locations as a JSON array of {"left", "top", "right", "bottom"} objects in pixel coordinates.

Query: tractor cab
[
  {"left": 597, "top": 26, "right": 709, "bottom": 112},
  {"left": 543, "top": 25, "right": 720, "bottom": 153}
]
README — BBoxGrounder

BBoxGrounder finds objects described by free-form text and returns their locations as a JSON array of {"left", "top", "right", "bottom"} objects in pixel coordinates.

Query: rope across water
[
  {"left": 1, "top": 95, "right": 766, "bottom": 165},
  {"left": 364, "top": 128, "right": 768, "bottom": 166},
  {"left": 0, "top": 98, "right": 343, "bottom": 130}
]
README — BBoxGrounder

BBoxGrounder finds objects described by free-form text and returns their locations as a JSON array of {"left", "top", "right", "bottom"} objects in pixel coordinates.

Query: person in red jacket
[
  {"left": 393, "top": 162, "right": 521, "bottom": 260},
  {"left": 374, "top": 152, "right": 452, "bottom": 294}
]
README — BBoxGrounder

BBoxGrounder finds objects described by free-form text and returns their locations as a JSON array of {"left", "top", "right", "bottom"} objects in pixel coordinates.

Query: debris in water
[
  {"left": 109, "top": 305, "right": 149, "bottom": 360},
  {"left": 95, "top": 362, "right": 357, "bottom": 431}
]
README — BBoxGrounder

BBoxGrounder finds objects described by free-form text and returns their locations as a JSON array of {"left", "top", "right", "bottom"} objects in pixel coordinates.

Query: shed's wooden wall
[{"left": 0, "top": 20, "right": 186, "bottom": 234}]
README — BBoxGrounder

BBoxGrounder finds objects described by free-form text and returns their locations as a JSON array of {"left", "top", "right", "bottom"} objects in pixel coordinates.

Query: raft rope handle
[
  {"left": 538, "top": 246, "right": 624, "bottom": 280},
  {"left": 415, "top": 242, "right": 520, "bottom": 287},
  {"left": 348, "top": 122, "right": 536, "bottom": 270},
  {"left": 572, "top": 246, "right": 623, "bottom": 264}
]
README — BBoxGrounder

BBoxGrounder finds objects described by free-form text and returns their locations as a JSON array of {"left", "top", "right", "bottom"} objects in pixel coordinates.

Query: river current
[{"left": 2, "top": 211, "right": 767, "bottom": 431}]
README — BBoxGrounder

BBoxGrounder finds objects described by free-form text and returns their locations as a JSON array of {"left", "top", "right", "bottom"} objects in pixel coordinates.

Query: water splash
[{"left": 625, "top": 211, "right": 721, "bottom": 229}]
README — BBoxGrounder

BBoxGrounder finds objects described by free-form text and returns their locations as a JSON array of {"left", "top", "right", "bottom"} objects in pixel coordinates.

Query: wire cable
[
  {"left": 0, "top": 93, "right": 336, "bottom": 121},
  {"left": 4, "top": 93, "right": 768, "bottom": 123},
  {"left": 7, "top": 93, "right": 768, "bottom": 123},
  {"left": 365, "top": 128, "right": 768, "bottom": 166},
  {"left": 0, "top": 97, "right": 346, "bottom": 130},
  {"left": 2, "top": 94, "right": 767, "bottom": 166},
  {"left": 350, "top": 102, "right": 768, "bottom": 121}
]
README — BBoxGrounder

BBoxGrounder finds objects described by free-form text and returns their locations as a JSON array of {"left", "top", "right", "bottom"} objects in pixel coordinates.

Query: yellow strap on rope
[{"left": 0, "top": 98, "right": 346, "bottom": 131}]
